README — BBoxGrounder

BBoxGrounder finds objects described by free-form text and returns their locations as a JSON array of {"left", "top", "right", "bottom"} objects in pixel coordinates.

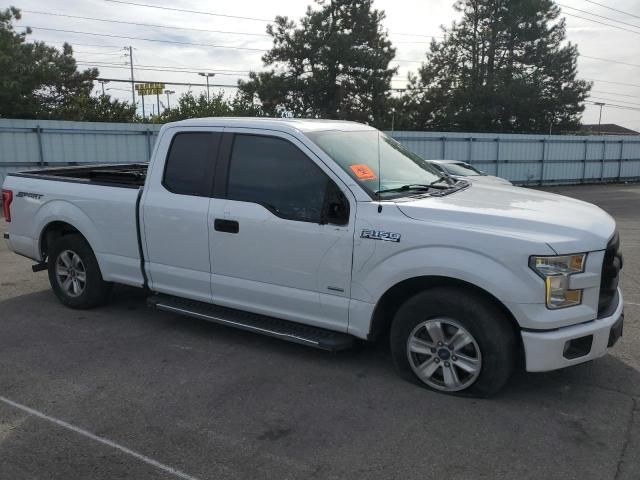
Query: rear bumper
[
  {"left": 3, "top": 231, "right": 40, "bottom": 261},
  {"left": 522, "top": 288, "right": 624, "bottom": 372}
]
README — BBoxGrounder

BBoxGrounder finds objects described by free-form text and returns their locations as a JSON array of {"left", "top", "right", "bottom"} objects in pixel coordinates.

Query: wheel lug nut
[
  {"left": 448, "top": 344, "right": 454, "bottom": 350},
  {"left": 452, "top": 356, "right": 458, "bottom": 361},
  {"left": 435, "top": 358, "right": 440, "bottom": 363},
  {"left": 437, "top": 341, "right": 443, "bottom": 346},
  {"left": 430, "top": 348, "right": 436, "bottom": 353},
  {"left": 444, "top": 362, "right": 450, "bottom": 367}
]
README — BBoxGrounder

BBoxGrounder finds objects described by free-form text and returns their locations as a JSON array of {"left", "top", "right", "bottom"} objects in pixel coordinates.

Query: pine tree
[
  {"left": 238, "top": 0, "right": 396, "bottom": 127},
  {"left": 402, "top": 0, "right": 591, "bottom": 133},
  {"left": 0, "top": 7, "right": 136, "bottom": 121}
]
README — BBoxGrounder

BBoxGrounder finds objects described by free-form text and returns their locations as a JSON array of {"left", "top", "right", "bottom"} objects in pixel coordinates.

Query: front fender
[{"left": 352, "top": 244, "right": 552, "bottom": 307}]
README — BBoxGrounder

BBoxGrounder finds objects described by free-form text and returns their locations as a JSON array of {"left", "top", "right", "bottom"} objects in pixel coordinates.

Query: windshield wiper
[
  {"left": 429, "top": 175, "right": 452, "bottom": 187},
  {"left": 375, "top": 184, "right": 434, "bottom": 195},
  {"left": 375, "top": 177, "right": 455, "bottom": 195}
]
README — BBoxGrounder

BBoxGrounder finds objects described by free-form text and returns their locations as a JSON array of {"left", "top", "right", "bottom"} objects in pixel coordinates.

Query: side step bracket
[{"left": 148, "top": 294, "right": 354, "bottom": 351}]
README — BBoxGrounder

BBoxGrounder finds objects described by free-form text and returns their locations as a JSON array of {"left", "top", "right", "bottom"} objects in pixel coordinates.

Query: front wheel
[
  {"left": 390, "top": 287, "right": 516, "bottom": 397},
  {"left": 47, "top": 233, "right": 112, "bottom": 309}
]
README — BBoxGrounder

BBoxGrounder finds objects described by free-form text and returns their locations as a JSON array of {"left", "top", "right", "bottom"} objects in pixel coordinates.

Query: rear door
[
  {"left": 142, "top": 128, "right": 221, "bottom": 302},
  {"left": 208, "top": 130, "right": 355, "bottom": 331}
]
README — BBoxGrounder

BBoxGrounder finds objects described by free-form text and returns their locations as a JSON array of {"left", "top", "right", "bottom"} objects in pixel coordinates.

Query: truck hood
[
  {"left": 395, "top": 183, "right": 616, "bottom": 254},
  {"left": 461, "top": 174, "right": 512, "bottom": 186}
]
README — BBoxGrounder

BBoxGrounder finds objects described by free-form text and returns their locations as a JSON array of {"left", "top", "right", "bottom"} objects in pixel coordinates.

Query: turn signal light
[{"left": 1, "top": 189, "right": 12, "bottom": 222}]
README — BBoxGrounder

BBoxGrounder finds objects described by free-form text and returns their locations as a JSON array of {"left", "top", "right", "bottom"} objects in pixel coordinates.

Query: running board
[{"left": 147, "top": 294, "right": 354, "bottom": 351}]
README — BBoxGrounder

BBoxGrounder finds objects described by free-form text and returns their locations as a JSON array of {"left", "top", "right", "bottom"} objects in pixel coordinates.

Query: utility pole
[
  {"left": 98, "top": 79, "right": 109, "bottom": 96},
  {"left": 156, "top": 91, "right": 161, "bottom": 117},
  {"left": 164, "top": 90, "right": 175, "bottom": 109},
  {"left": 198, "top": 72, "right": 215, "bottom": 102},
  {"left": 125, "top": 46, "right": 135, "bottom": 111},
  {"left": 595, "top": 102, "right": 605, "bottom": 135}
]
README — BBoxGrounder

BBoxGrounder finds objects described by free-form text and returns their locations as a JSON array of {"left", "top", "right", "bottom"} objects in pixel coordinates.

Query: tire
[
  {"left": 390, "top": 287, "right": 516, "bottom": 397},
  {"left": 47, "top": 233, "right": 112, "bottom": 309}
]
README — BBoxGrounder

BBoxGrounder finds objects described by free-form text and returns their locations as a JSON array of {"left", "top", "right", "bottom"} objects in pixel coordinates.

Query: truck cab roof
[{"left": 165, "top": 117, "right": 377, "bottom": 134}]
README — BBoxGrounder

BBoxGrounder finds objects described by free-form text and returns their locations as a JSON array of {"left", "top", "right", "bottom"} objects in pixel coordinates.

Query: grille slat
[{"left": 598, "top": 232, "right": 622, "bottom": 318}]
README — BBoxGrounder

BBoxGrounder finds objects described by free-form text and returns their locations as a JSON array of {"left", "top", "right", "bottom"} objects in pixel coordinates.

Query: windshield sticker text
[{"left": 350, "top": 164, "right": 377, "bottom": 181}]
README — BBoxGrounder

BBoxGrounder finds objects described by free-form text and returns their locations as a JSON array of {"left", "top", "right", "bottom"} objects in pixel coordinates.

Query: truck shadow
[{"left": 1, "top": 285, "right": 638, "bottom": 403}]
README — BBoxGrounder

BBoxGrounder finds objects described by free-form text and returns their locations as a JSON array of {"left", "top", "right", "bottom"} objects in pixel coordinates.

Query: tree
[
  {"left": 0, "top": 7, "right": 135, "bottom": 121},
  {"left": 158, "top": 91, "right": 263, "bottom": 123},
  {"left": 238, "top": 0, "right": 396, "bottom": 127},
  {"left": 402, "top": 0, "right": 591, "bottom": 133},
  {"left": 66, "top": 94, "right": 137, "bottom": 122}
]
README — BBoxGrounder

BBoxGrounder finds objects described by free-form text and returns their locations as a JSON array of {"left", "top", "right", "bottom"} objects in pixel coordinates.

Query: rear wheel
[
  {"left": 47, "top": 234, "right": 112, "bottom": 309},
  {"left": 390, "top": 287, "right": 516, "bottom": 397}
]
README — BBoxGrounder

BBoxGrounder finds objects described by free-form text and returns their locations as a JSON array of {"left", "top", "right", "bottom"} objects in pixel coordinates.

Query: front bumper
[{"left": 521, "top": 288, "right": 624, "bottom": 372}]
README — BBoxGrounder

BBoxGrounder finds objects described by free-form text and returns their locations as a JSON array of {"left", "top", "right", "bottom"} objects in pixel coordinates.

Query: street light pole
[
  {"left": 164, "top": 90, "right": 175, "bottom": 110},
  {"left": 595, "top": 102, "right": 605, "bottom": 135},
  {"left": 198, "top": 72, "right": 215, "bottom": 102}
]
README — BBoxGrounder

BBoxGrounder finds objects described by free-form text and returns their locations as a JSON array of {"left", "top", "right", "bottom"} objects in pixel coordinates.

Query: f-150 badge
[{"left": 361, "top": 229, "right": 401, "bottom": 243}]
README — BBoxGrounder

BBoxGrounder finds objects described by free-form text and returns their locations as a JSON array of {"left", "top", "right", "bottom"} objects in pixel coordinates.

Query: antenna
[{"left": 377, "top": 131, "right": 382, "bottom": 210}]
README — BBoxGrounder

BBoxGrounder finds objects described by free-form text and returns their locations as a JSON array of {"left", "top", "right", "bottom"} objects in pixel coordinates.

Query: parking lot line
[{"left": 0, "top": 396, "right": 201, "bottom": 480}]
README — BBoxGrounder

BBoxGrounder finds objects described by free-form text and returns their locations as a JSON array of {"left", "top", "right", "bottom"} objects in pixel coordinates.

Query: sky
[{"left": 14, "top": 0, "right": 640, "bottom": 130}]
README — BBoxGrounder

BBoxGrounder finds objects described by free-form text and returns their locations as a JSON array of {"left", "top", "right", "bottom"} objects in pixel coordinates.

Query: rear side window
[
  {"left": 163, "top": 132, "right": 220, "bottom": 196},
  {"left": 227, "top": 134, "right": 333, "bottom": 223}
]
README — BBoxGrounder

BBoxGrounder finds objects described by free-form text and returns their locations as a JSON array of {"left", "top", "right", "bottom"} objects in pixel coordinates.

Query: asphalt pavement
[{"left": 0, "top": 183, "right": 638, "bottom": 480}]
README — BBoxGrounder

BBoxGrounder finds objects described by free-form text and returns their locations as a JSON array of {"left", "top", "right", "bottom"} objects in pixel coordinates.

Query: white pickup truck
[{"left": 2, "top": 118, "right": 624, "bottom": 396}]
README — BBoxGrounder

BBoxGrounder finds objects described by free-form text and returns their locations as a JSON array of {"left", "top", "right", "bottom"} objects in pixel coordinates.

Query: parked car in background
[{"left": 428, "top": 160, "right": 512, "bottom": 185}]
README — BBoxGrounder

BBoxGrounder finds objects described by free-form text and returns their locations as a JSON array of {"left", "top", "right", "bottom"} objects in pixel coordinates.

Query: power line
[
  {"left": 583, "top": 0, "right": 640, "bottom": 21},
  {"left": 76, "top": 61, "right": 252, "bottom": 76},
  {"left": 580, "top": 55, "right": 640, "bottom": 69},
  {"left": 17, "top": 25, "right": 267, "bottom": 52},
  {"left": 27, "top": 39, "right": 122, "bottom": 48},
  {"left": 563, "top": 12, "right": 640, "bottom": 35},
  {"left": 589, "top": 96, "right": 640, "bottom": 108},
  {"left": 558, "top": 4, "right": 640, "bottom": 30},
  {"left": 592, "top": 90, "right": 640, "bottom": 100},
  {"left": 104, "top": 0, "right": 271, "bottom": 22},
  {"left": 20, "top": 10, "right": 441, "bottom": 44},
  {"left": 102, "top": 0, "right": 443, "bottom": 39},
  {"left": 97, "top": 77, "right": 239, "bottom": 88},
  {"left": 586, "top": 100, "right": 640, "bottom": 112},
  {"left": 584, "top": 78, "right": 640, "bottom": 89},
  {"left": 76, "top": 61, "right": 251, "bottom": 74},
  {"left": 21, "top": 10, "right": 271, "bottom": 37},
  {"left": 23, "top": 27, "right": 425, "bottom": 64}
]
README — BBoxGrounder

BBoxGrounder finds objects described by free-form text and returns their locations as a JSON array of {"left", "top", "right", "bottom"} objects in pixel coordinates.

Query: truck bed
[{"left": 10, "top": 163, "right": 148, "bottom": 188}]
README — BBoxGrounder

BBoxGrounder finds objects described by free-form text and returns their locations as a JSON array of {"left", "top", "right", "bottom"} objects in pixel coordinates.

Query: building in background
[{"left": 580, "top": 124, "right": 640, "bottom": 136}]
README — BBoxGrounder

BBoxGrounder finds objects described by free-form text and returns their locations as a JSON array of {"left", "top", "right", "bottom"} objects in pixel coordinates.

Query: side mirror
[
  {"left": 322, "top": 181, "right": 349, "bottom": 226},
  {"left": 327, "top": 200, "right": 348, "bottom": 225}
]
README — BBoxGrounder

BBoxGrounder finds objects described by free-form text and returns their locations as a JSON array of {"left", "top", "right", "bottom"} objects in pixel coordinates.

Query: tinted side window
[
  {"left": 163, "top": 132, "right": 219, "bottom": 196},
  {"left": 228, "top": 135, "right": 337, "bottom": 223}
]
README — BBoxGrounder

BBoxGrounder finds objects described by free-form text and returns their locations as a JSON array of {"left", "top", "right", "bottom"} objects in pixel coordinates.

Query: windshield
[
  {"left": 440, "top": 162, "right": 484, "bottom": 176},
  {"left": 306, "top": 130, "right": 452, "bottom": 198}
]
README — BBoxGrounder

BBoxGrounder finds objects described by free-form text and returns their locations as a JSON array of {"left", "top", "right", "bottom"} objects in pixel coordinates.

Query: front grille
[{"left": 598, "top": 231, "right": 623, "bottom": 318}]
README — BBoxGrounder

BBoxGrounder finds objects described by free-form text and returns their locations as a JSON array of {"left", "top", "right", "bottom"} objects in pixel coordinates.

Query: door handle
[{"left": 214, "top": 218, "right": 239, "bottom": 234}]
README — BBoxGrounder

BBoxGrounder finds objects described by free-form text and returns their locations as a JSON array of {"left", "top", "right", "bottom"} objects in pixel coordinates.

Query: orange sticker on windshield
[{"left": 350, "top": 164, "right": 377, "bottom": 181}]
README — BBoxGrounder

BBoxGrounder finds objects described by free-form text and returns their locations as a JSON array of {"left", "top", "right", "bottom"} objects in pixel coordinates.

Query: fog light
[{"left": 563, "top": 335, "right": 593, "bottom": 359}]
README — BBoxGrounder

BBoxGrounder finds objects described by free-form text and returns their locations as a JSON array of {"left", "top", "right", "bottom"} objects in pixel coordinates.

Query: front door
[{"left": 209, "top": 131, "right": 354, "bottom": 331}]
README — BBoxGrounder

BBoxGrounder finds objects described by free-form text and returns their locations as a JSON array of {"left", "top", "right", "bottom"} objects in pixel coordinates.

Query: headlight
[{"left": 529, "top": 254, "right": 586, "bottom": 309}]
